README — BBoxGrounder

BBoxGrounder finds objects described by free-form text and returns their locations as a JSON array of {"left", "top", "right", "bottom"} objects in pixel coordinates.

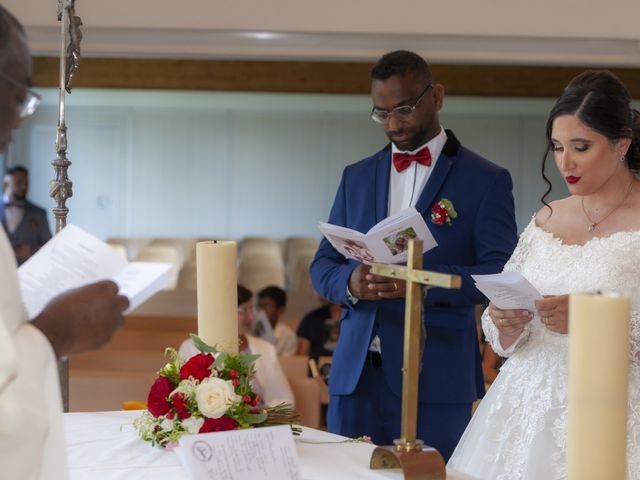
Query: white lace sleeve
[
  {"left": 630, "top": 311, "right": 640, "bottom": 363},
  {"left": 482, "top": 220, "right": 535, "bottom": 357}
]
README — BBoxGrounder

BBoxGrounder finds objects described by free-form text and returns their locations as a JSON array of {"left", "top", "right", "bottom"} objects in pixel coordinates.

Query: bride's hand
[
  {"left": 535, "top": 295, "right": 569, "bottom": 334},
  {"left": 489, "top": 303, "right": 533, "bottom": 337}
]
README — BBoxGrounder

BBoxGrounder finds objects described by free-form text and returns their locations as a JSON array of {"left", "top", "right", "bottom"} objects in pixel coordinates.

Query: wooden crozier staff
[
  {"left": 369, "top": 239, "right": 460, "bottom": 480},
  {"left": 51, "top": 0, "right": 83, "bottom": 412}
]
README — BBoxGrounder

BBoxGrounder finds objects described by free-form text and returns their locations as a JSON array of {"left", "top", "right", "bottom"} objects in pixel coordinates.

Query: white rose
[
  {"left": 196, "top": 377, "right": 239, "bottom": 419},
  {"left": 160, "top": 418, "right": 174, "bottom": 432},
  {"left": 181, "top": 416, "right": 205, "bottom": 434}
]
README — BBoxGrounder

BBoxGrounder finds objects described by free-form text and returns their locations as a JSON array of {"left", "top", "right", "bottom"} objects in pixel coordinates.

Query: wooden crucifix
[{"left": 369, "top": 238, "right": 461, "bottom": 480}]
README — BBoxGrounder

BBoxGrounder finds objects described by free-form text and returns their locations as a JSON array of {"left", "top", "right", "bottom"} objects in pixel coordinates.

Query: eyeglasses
[
  {"left": 370, "top": 84, "right": 433, "bottom": 124},
  {"left": 0, "top": 70, "right": 41, "bottom": 119}
]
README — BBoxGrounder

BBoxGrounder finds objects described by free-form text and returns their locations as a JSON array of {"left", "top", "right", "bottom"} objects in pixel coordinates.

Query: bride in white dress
[{"left": 448, "top": 70, "right": 640, "bottom": 479}]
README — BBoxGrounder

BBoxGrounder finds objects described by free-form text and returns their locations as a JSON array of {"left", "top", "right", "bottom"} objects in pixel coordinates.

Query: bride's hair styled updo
[{"left": 541, "top": 70, "right": 640, "bottom": 206}]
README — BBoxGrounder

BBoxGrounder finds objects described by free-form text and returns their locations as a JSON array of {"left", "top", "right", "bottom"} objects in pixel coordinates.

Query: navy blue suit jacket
[{"left": 310, "top": 131, "right": 517, "bottom": 404}]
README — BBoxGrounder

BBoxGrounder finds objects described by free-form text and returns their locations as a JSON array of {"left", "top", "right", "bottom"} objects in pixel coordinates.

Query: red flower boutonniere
[{"left": 431, "top": 198, "right": 458, "bottom": 226}]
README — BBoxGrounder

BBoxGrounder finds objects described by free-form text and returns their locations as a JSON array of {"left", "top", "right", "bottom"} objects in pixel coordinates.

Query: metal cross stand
[
  {"left": 369, "top": 239, "right": 461, "bottom": 480},
  {"left": 52, "top": 0, "right": 82, "bottom": 412}
]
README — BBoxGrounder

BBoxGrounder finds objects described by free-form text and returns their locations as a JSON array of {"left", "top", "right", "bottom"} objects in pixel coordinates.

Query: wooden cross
[{"left": 369, "top": 238, "right": 461, "bottom": 479}]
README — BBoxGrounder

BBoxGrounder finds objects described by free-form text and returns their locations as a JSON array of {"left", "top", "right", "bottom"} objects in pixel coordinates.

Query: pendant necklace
[{"left": 581, "top": 178, "right": 635, "bottom": 232}]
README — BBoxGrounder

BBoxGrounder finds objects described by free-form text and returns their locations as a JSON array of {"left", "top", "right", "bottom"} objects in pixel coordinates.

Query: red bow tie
[{"left": 392, "top": 147, "right": 432, "bottom": 172}]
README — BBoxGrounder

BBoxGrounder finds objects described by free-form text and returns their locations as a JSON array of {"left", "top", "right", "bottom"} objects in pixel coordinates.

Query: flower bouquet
[{"left": 134, "top": 334, "right": 300, "bottom": 447}]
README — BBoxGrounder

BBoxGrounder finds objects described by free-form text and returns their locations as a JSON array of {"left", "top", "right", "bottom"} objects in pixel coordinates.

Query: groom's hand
[{"left": 348, "top": 264, "right": 405, "bottom": 300}]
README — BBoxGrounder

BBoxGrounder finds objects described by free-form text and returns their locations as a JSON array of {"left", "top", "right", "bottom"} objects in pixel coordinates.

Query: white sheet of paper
[
  {"left": 471, "top": 271, "right": 543, "bottom": 312},
  {"left": 18, "top": 224, "right": 171, "bottom": 318},
  {"left": 177, "top": 425, "right": 302, "bottom": 480}
]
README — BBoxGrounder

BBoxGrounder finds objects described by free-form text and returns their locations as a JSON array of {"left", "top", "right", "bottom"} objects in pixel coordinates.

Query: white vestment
[
  {"left": 0, "top": 229, "right": 67, "bottom": 480},
  {"left": 448, "top": 220, "right": 640, "bottom": 479}
]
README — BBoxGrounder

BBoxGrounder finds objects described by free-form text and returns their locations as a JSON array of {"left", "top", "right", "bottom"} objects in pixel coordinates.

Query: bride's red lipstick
[{"left": 566, "top": 176, "right": 580, "bottom": 184}]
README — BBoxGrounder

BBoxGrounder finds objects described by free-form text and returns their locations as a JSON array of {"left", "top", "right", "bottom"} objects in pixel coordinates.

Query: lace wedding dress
[{"left": 448, "top": 219, "right": 640, "bottom": 480}]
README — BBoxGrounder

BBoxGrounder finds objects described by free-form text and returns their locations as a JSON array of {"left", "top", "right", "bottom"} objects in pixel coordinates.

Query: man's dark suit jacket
[
  {"left": 1, "top": 200, "right": 51, "bottom": 264},
  {"left": 310, "top": 131, "right": 518, "bottom": 409}
]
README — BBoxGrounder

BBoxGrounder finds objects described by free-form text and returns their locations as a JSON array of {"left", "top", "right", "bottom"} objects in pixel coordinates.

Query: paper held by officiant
[
  {"left": 18, "top": 224, "right": 171, "bottom": 319},
  {"left": 318, "top": 206, "right": 437, "bottom": 264},
  {"left": 471, "top": 271, "right": 543, "bottom": 313}
]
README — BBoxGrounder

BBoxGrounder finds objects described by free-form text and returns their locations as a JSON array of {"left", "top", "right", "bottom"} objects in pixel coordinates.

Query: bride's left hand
[{"left": 535, "top": 295, "right": 569, "bottom": 334}]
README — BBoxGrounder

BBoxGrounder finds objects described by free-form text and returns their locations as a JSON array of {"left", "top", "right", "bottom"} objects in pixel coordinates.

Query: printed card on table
[{"left": 177, "top": 425, "right": 302, "bottom": 480}]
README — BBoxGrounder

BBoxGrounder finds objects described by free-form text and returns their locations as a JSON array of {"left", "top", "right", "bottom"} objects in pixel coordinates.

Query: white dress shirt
[
  {"left": 388, "top": 128, "right": 447, "bottom": 215},
  {"left": 2, "top": 194, "right": 24, "bottom": 233},
  {"left": 369, "top": 128, "right": 448, "bottom": 353}
]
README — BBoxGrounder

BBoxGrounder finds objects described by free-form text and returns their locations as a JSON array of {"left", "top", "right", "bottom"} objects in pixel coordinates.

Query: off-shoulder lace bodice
[
  {"left": 482, "top": 219, "right": 640, "bottom": 362},
  {"left": 449, "top": 219, "right": 640, "bottom": 480}
]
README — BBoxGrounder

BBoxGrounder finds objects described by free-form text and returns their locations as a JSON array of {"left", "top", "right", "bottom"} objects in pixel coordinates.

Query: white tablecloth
[{"left": 64, "top": 411, "right": 476, "bottom": 480}]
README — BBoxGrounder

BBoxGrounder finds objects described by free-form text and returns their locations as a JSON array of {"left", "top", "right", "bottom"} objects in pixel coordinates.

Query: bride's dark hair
[{"left": 541, "top": 70, "right": 640, "bottom": 207}]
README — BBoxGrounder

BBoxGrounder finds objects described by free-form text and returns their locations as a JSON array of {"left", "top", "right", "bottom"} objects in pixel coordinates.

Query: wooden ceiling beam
[{"left": 33, "top": 57, "right": 640, "bottom": 98}]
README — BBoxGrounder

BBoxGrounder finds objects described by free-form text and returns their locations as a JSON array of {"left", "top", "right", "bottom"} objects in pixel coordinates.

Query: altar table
[{"left": 64, "top": 411, "right": 477, "bottom": 480}]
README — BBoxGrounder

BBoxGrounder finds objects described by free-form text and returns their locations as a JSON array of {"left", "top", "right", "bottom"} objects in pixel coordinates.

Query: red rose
[
  {"left": 432, "top": 203, "right": 447, "bottom": 224},
  {"left": 199, "top": 416, "right": 238, "bottom": 433},
  {"left": 171, "top": 392, "right": 191, "bottom": 420},
  {"left": 180, "top": 353, "right": 215, "bottom": 381},
  {"left": 147, "top": 376, "right": 173, "bottom": 417}
]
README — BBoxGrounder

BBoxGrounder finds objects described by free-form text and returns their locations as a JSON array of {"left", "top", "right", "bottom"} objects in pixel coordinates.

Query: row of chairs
[{"left": 106, "top": 235, "right": 320, "bottom": 294}]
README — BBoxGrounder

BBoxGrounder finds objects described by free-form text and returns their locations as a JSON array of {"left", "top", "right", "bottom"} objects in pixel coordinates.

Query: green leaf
[
  {"left": 238, "top": 353, "right": 261, "bottom": 368},
  {"left": 212, "top": 351, "right": 228, "bottom": 369},
  {"left": 245, "top": 412, "right": 268, "bottom": 424},
  {"left": 190, "top": 334, "right": 219, "bottom": 354},
  {"left": 441, "top": 198, "right": 457, "bottom": 218}
]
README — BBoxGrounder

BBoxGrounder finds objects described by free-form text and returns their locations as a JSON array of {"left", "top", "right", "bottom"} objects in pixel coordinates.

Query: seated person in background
[
  {"left": 257, "top": 285, "right": 297, "bottom": 356},
  {"left": 180, "top": 284, "right": 294, "bottom": 408},
  {"left": 296, "top": 296, "right": 341, "bottom": 360}
]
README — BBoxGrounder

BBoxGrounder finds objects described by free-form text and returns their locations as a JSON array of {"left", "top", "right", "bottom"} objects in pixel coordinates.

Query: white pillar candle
[
  {"left": 196, "top": 241, "right": 238, "bottom": 354},
  {"left": 567, "top": 293, "right": 629, "bottom": 480}
]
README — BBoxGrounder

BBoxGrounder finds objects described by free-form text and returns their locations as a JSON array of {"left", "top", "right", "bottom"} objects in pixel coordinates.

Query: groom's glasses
[{"left": 370, "top": 84, "right": 433, "bottom": 124}]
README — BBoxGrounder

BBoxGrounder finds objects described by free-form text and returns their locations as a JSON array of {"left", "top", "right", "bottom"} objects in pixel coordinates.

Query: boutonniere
[{"left": 431, "top": 198, "right": 458, "bottom": 226}]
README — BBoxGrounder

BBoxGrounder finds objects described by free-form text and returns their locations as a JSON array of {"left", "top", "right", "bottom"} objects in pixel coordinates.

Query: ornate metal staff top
[
  {"left": 50, "top": 0, "right": 81, "bottom": 233},
  {"left": 52, "top": 0, "right": 82, "bottom": 412}
]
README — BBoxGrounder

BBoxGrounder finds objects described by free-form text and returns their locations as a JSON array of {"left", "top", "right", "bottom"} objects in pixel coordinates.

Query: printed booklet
[{"left": 318, "top": 207, "right": 437, "bottom": 264}]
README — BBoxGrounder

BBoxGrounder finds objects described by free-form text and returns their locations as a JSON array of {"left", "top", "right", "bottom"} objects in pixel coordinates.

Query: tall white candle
[
  {"left": 567, "top": 293, "right": 629, "bottom": 480},
  {"left": 196, "top": 241, "right": 238, "bottom": 354}
]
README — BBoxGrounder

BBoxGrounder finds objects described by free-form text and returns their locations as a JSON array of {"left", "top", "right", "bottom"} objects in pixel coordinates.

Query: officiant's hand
[
  {"left": 489, "top": 303, "right": 533, "bottom": 339},
  {"left": 348, "top": 264, "right": 405, "bottom": 300},
  {"left": 535, "top": 295, "right": 569, "bottom": 334},
  {"left": 33, "top": 280, "right": 130, "bottom": 358}
]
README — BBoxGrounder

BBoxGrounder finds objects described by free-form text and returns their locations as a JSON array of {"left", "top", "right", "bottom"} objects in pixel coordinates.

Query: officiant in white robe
[{"left": 0, "top": 7, "right": 130, "bottom": 478}]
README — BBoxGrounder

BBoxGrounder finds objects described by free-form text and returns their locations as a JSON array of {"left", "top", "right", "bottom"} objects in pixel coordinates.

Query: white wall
[{"left": 8, "top": 89, "right": 566, "bottom": 240}]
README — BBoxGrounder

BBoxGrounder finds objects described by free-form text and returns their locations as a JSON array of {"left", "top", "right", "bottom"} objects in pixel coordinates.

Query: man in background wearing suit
[
  {"left": 2, "top": 164, "right": 51, "bottom": 264},
  {"left": 310, "top": 50, "right": 518, "bottom": 460}
]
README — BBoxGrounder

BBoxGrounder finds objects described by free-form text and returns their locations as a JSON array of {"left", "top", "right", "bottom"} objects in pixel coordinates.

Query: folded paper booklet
[
  {"left": 471, "top": 271, "right": 543, "bottom": 313},
  {"left": 19, "top": 224, "right": 172, "bottom": 319},
  {"left": 318, "top": 206, "right": 437, "bottom": 264}
]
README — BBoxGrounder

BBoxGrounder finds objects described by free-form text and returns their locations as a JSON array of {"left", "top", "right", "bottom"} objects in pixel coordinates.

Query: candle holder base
[{"left": 370, "top": 441, "right": 446, "bottom": 480}]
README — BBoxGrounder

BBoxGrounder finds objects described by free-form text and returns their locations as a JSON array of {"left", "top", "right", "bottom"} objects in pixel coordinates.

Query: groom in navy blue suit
[{"left": 310, "top": 50, "right": 518, "bottom": 460}]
